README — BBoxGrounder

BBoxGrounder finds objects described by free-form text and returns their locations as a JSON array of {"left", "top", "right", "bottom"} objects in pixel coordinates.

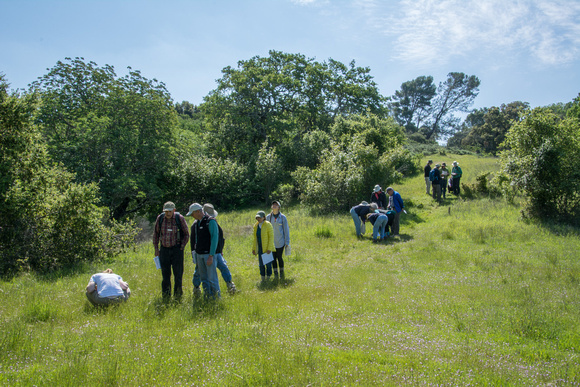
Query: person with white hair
[{"left": 451, "top": 161, "right": 463, "bottom": 195}]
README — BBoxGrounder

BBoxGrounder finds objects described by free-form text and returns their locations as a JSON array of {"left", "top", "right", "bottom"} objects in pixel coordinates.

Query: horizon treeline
[{"left": 1, "top": 51, "right": 579, "bottom": 273}]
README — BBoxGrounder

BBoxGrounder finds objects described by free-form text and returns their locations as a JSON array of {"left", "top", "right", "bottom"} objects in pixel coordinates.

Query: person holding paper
[
  {"left": 265, "top": 200, "right": 290, "bottom": 279},
  {"left": 252, "top": 210, "right": 275, "bottom": 282},
  {"left": 153, "top": 201, "right": 189, "bottom": 300}
]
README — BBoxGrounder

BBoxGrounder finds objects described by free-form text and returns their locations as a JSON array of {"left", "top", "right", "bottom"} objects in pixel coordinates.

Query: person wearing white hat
[
  {"left": 153, "top": 201, "right": 189, "bottom": 300},
  {"left": 370, "top": 185, "right": 387, "bottom": 209},
  {"left": 187, "top": 202, "right": 220, "bottom": 298},
  {"left": 190, "top": 203, "right": 236, "bottom": 295}
]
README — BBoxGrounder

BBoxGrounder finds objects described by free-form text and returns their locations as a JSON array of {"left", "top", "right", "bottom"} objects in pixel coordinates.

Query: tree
[
  {"left": 0, "top": 75, "right": 137, "bottom": 273},
  {"left": 389, "top": 75, "right": 436, "bottom": 133},
  {"left": 423, "top": 72, "right": 480, "bottom": 140},
  {"left": 201, "top": 51, "right": 385, "bottom": 164},
  {"left": 461, "top": 101, "right": 528, "bottom": 154},
  {"left": 31, "top": 58, "right": 179, "bottom": 220},
  {"left": 500, "top": 101, "right": 580, "bottom": 223}
]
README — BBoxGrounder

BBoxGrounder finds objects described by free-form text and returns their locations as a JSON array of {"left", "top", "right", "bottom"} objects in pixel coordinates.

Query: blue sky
[{"left": 1, "top": 0, "right": 579, "bottom": 110}]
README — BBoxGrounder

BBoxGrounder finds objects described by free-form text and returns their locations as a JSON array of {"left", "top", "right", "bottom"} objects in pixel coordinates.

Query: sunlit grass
[{"left": 0, "top": 154, "right": 579, "bottom": 385}]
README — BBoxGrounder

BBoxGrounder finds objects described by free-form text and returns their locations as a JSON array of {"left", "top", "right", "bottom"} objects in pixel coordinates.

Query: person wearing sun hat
[
  {"left": 370, "top": 185, "right": 387, "bottom": 209},
  {"left": 187, "top": 202, "right": 220, "bottom": 298},
  {"left": 190, "top": 203, "right": 236, "bottom": 295},
  {"left": 252, "top": 210, "right": 276, "bottom": 281}
]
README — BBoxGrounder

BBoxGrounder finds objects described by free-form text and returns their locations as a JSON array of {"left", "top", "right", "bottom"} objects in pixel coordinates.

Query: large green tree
[
  {"left": 461, "top": 101, "right": 529, "bottom": 154},
  {"left": 201, "top": 51, "right": 385, "bottom": 164},
  {"left": 500, "top": 97, "right": 580, "bottom": 223},
  {"left": 389, "top": 75, "right": 436, "bottom": 133},
  {"left": 0, "top": 75, "right": 136, "bottom": 273},
  {"left": 424, "top": 72, "right": 480, "bottom": 140},
  {"left": 31, "top": 58, "right": 179, "bottom": 219}
]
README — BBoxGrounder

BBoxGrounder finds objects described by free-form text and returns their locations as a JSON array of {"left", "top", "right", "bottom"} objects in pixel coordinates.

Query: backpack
[
  {"left": 429, "top": 169, "right": 437, "bottom": 182},
  {"left": 157, "top": 212, "right": 184, "bottom": 245}
]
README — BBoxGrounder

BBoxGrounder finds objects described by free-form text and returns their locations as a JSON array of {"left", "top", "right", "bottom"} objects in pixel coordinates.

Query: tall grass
[{"left": 0, "top": 154, "right": 579, "bottom": 385}]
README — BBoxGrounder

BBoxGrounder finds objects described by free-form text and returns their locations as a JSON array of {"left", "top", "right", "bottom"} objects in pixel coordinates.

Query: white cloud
[{"left": 365, "top": 0, "right": 580, "bottom": 67}]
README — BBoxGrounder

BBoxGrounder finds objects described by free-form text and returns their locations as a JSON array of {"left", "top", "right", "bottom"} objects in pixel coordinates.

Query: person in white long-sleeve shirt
[{"left": 265, "top": 200, "right": 290, "bottom": 279}]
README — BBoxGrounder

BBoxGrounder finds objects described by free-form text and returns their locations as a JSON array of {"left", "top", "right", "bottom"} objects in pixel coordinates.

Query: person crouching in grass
[{"left": 86, "top": 269, "right": 130, "bottom": 306}]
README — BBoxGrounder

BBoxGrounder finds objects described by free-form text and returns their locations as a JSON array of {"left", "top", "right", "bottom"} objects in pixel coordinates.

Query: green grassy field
[{"left": 1, "top": 154, "right": 579, "bottom": 385}]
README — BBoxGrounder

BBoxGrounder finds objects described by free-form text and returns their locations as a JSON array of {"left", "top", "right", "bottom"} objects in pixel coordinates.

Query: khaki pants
[{"left": 425, "top": 177, "right": 431, "bottom": 194}]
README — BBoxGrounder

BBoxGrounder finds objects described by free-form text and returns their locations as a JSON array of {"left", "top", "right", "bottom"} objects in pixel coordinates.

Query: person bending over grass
[{"left": 86, "top": 269, "right": 130, "bottom": 306}]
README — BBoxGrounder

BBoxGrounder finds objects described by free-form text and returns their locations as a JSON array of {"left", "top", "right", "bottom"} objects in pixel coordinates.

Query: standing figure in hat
[
  {"left": 266, "top": 200, "right": 290, "bottom": 279},
  {"left": 370, "top": 185, "right": 387, "bottom": 209},
  {"left": 153, "top": 201, "right": 189, "bottom": 300},
  {"left": 253, "top": 210, "right": 276, "bottom": 282},
  {"left": 451, "top": 161, "right": 463, "bottom": 195}
]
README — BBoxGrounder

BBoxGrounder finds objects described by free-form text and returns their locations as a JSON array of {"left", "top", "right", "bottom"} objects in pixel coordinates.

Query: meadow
[{"left": 1, "top": 154, "right": 579, "bottom": 386}]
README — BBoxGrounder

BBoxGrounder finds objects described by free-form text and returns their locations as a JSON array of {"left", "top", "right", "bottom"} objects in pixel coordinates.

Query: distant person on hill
[
  {"left": 440, "top": 162, "right": 450, "bottom": 199},
  {"left": 451, "top": 161, "right": 463, "bottom": 195},
  {"left": 188, "top": 202, "right": 221, "bottom": 298},
  {"left": 350, "top": 201, "right": 372, "bottom": 238},
  {"left": 370, "top": 185, "right": 387, "bottom": 209},
  {"left": 431, "top": 163, "right": 442, "bottom": 202},
  {"left": 190, "top": 203, "right": 236, "bottom": 295},
  {"left": 424, "top": 160, "right": 433, "bottom": 195},
  {"left": 366, "top": 208, "right": 388, "bottom": 242},
  {"left": 86, "top": 269, "right": 131, "bottom": 306},
  {"left": 386, "top": 187, "right": 404, "bottom": 237},
  {"left": 253, "top": 211, "right": 276, "bottom": 282},
  {"left": 153, "top": 201, "right": 190, "bottom": 300},
  {"left": 266, "top": 200, "right": 290, "bottom": 279}
]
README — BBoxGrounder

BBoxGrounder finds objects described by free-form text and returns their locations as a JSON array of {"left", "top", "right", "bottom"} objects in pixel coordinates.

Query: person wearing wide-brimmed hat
[
  {"left": 153, "top": 201, "right": 190, "bottom": 300},
  {"left": 350, "top": 201, "right": 372, "bottom": 238},
  {"left": 253, "top": 210, "right": 276, "bottom": 281},
  {"left": 370, "top": 185, "right": 387, "bottom": 209},
  {"left": 190, "top": 203, "right": 236, "bottom": 295},
  {"left": 451, "top": 161, "right": 463, "bottom": 195},
  {"left": 266, "top": 200, "right": 290, "bottom": 279}
]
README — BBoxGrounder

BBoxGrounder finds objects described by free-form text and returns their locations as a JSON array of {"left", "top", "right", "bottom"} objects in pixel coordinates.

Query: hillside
[{"left": 1, "top": 154, "right": 579, "bottom": 385}]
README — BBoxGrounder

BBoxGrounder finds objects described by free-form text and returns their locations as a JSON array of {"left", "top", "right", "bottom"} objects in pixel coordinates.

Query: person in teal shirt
[{"left": 451, "top": 161, "right": 463, "bottom": 195}]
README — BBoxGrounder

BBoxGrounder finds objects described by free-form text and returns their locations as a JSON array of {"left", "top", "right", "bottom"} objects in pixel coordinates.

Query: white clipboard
[{"left": 261, "top": 252, "right": 274, "bottom": 265}]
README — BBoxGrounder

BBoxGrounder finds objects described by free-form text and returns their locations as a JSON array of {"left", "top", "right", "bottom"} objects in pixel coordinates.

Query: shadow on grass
[{"left": 256, "top": 277, "right": 296, "bottom": 292}]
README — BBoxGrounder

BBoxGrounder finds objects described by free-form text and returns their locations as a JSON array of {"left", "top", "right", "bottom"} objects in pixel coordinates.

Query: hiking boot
[
  {"left": 273, "top": 270, "right": 279, "bottom": 278},
  {"left": 226, "top": 281, "right": 236, "bottom": 294},
  {"left": 193, "top": 286, "right": 201, "bottom": 297}
]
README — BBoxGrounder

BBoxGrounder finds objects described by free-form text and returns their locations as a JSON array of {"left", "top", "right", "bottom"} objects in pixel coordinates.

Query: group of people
[
  {"left": 350, "top": 185, "right": 405, "bottom": 242},
  {"left": 424, "top": 160, "right": 463, "bottom": 202}
]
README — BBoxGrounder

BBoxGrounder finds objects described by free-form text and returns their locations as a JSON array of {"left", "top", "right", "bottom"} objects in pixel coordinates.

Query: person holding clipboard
[{"left": 252, "top": 210, "right": 276, "bottom": 282}]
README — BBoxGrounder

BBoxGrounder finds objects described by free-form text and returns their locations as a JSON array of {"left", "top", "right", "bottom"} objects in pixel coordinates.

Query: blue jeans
[
  {"left": 350, "top": 207, "right": 362, "bottom": 236},
  {"left": 373, "top": 215, "right": 388, "bottom": 240},
  {"left": 193, "top": 253, "right": 232, "bottom": 287},
  {"left": 195, "top": 253, "right": 220, "bottom": 298}
]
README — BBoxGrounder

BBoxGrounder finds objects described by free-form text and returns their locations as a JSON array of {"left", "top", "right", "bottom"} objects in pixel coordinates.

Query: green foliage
[
  {"left": 457, "top": 101, "right": 529, "bottom": 154},
  {"left": 254, "top": 142, "right": 282, "bottom": 203},
  {"left": 389, "top": 75, "right": 436, "bottom": 133},
  {"left": 0, "top": 75, "right": 138, "bottom": 274},
  {"left": 201, "top": 51, "right": 386, "bottom": 164},
  {"left": 31, "top": 58, "right": 179, "bottom": 220},
  {"left": 295, "top": 115, "right": 416, "bottom": 213},
  {"left": 501, "top": 104, "right": 580, "bottom": 223}
]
